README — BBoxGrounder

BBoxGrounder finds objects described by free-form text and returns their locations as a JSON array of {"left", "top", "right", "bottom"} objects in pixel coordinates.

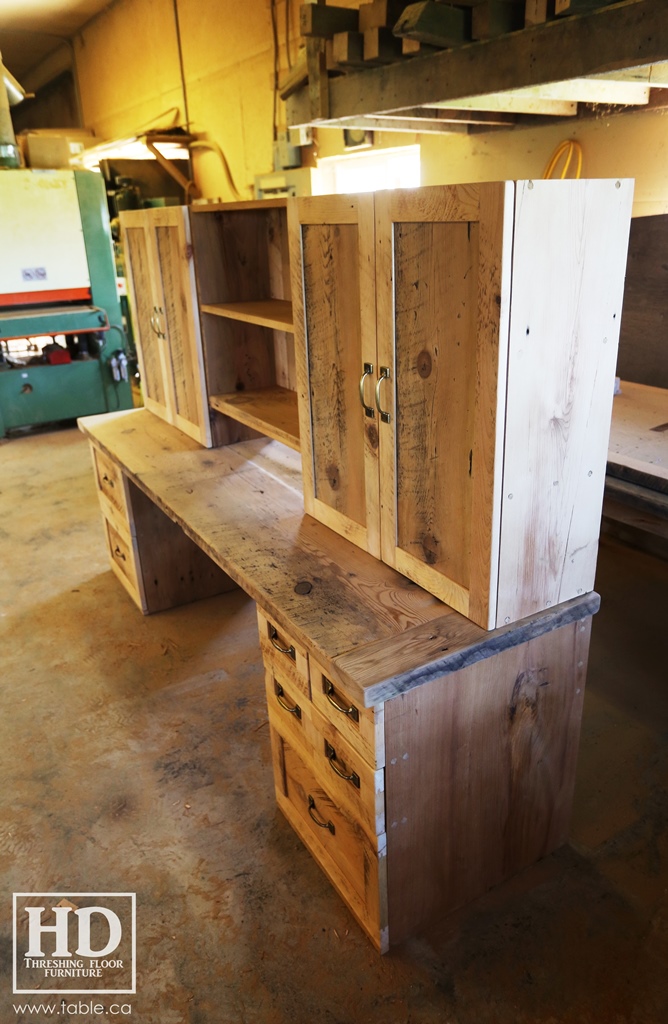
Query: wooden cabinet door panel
[
  {"left": 375, "top": 184, "right": 512, "bottom": 625},
  {"left": 154, "top": 210, "right": 210, "bottom": 445},
  {"left": 290, "top": 195, "right": 381, "bottom": 557},
  {"left": 123, "top": 220, "right": 172, "bottom": 421}
]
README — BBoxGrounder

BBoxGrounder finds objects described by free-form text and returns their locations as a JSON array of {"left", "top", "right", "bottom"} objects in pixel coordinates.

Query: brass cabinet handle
[
  {"left": 375, "top": 366, "right": 391, "bottom": 423},
  {"left": 308, "top": 795, "right": 335, "bottom": 834},
  {"left": 150, "top": 306, "right": 166, "bottom": 339},
  {"left": 325, "top": 741, "right": 360, "bottom": 788},
  {"left": 323, "top": 678, "right": 359, "bottom": 722},
  {"left": 113, "top": 545, "right": 126, "bottom": 562},
  {"left": 358, "top": 362, "right": 375, "bottom": 418},
  {"left": 274, "top": 681, "right": 301, "bottom": 719},
  {"left": 269, "top": 625, "right": 295, "bottom": 660},
  {"left": 102, "top": 474, "right": 114, "bottom": 488}
]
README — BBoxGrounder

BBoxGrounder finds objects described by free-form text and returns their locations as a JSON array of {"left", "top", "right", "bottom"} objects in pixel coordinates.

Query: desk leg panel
[
  {"left": 127, "top": 479, "right": 237, "bottom": 613},
  {"left": 384, "top": 617, "right": 591, "bottom": 944}
]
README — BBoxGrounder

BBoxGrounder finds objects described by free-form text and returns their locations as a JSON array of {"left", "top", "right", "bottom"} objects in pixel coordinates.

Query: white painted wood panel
[{"left": 496, "top": 178, "right": 634, "bottom": 626}]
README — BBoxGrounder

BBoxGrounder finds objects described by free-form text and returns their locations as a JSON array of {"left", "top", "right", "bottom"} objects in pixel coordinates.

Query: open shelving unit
[{"left": 190, "top": 199, "right": 300, "bottom": 451}]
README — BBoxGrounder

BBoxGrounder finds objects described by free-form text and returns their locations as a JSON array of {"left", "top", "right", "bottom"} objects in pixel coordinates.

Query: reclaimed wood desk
[{"left": 80, "top": 408, "right": 597, "bottom": 953}]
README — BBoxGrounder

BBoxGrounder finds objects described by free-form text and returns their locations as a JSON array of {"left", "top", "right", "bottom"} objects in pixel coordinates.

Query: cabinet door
[
  {"left": 290, "top": 195, "right": 381, "bottom": 557},
  {"left": 122, "top": 212, "right": 173, "bottom": 424},
  {"left": 150, "top": 207, "right": 211, "bottom": 446},
  {"left": 122, "top": 208, "right": 211, "bottom": 446},
  {"left": 375, "top": 183, "right": 514, "bottom": 627}
]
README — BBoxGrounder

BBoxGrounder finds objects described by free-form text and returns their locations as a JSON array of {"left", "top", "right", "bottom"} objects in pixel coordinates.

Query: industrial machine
[{"left": 0, "top": 167, "right": 133, "bottom": 437}]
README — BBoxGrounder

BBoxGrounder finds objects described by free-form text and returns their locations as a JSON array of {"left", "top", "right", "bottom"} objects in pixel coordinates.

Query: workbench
[{"left": 80, "top": 407, "right": 596, "bottom": 952}]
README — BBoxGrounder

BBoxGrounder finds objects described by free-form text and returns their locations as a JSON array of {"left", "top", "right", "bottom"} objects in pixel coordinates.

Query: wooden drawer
[
  {"left": 103, "top": 516, "right": 145, "bottom": 611},
  {"left": 266, "top": 666, "right": 385, "bottom": 841},
  {"left": 310, "top": 659, "right": 384, "bottom": 770},
  {"left": 92, "top": 446, "right": 131, "bottom": 526},
  {"left": 269, "top": 724, "right": 388, "bottom": 953},
  {"left": 257, "top": 606, "right": 309, "bottom": 699}
]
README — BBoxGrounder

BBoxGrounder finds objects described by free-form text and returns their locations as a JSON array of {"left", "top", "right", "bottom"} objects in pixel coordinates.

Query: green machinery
[{"left": 0, "top": 168, "right": 133, "bottom": 437}]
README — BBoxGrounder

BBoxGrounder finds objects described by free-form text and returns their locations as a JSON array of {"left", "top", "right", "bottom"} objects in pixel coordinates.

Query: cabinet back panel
[
  {"left": 303, "top": 222, "right": 367, "bottom": 527},
  {"left": 156, "top": 224, "right": 200, "bottom": 425},
  {"left": 201, "top": 314, "right": 277, "bottom": 394},
  {"left": 124, "top": 226, "right": 167, "bottom": 406},
  {"left": 393, "top": 220, "right": 477, "bottom": 588},
  {"left": 191, "top": 209, "right": 290, "bottom": 305}
]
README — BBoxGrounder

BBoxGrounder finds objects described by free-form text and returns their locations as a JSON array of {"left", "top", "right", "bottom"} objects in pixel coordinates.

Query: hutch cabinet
[{"left": 289, "top": 179, "right": 634, "bottom": 629}]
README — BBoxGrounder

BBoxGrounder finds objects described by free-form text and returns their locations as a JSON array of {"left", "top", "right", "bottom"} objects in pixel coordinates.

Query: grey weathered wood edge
[{"left": 355, "top": 592, "right": 601, "bottom": 707}]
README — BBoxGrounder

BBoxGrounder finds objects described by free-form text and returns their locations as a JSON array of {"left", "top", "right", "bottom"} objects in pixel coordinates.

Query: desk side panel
[{"left": 383, "top": 617, "right": 591, "bottom": 944}]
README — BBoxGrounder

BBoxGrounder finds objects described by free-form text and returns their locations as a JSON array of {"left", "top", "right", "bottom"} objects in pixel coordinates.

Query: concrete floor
[{"left": 1, "top": 424, "right": 667, "bottom": 1024}]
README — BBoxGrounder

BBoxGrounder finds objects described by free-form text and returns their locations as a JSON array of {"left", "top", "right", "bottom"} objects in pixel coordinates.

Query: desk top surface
[{"left": 80, "top": 409, "right": 597, "bottom": 706}]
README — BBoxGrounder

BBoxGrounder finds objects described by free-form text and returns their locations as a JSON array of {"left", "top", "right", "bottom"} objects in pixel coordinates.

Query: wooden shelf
[
  {"left": 209, "top": 385, "right": 300, "bottom": 451},
  {"left": 201, "top": 299, "right": 294, "bottom": 333}
]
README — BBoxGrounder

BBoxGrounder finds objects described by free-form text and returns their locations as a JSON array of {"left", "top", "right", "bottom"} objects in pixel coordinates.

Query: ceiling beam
[{"left": 286, "top": 0, "right": 668, "bottom": 125}]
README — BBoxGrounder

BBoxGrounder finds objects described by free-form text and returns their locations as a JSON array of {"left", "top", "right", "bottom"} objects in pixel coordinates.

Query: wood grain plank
[
  {"left": 209, "top": 386, "right": 300, "bottom": 451},
  {"left": 384, "top": 618, "right": 591, "bottom": 943},
  {"left": 78, "top": 410, "right": 447, "bottom": 670},
  {"left": 333, "top": 592, "right": 598, "bottom": 705},
  {"left": 496, "top": 179, "right": 634, "bottom": 626},
  {"left": 293, "top": 194, "right": 381, "bottom": 557},
  {"left": 200, "top": 299, "right": 294, "bottom": 332},
  {"left": 468, "top": 181, "right": 515, "bottom": 629},
  {"left": 608, "top": 381, "right": 668, "bottom": 484},
  {"left": 120, "top": 219, "right": 170, "bottom": 417},
  {"left": 154, "top": 209, "right": 211, "bottom": 446},
  {"left": 393, "top": 219, "right": 477, "bottom": 587}
]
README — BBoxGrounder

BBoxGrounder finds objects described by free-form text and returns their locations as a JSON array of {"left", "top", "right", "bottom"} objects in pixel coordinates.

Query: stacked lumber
[{"left": 298, "top": 0, "right": 621, "bottom": 77}]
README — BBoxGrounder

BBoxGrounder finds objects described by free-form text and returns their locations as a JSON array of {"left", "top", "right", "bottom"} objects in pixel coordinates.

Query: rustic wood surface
[
  {"left": 120, "top": 208, "right": 210, "bottom": 446},
  {"left": 269, "top": 723, "right": 388, "bottom": 952},
  {"left": 290, "top": 194, "right": 381, "bottom": 558},
  {"left": 384, "top": 618, "right": 591, "bottom": 943},
  {"left": 121, "top": 221, "right": 170, "bottom": 416},
  {"left": 79, "top": 409, "right": 597, "bottom": 707},
  {"left": 200, "top": 299, "right": 294, "bottom": 332},
  {"left": 467, "top": 181, "right": 515, "bottom": 628},
  {"left": 608, "top": 381, "right": 668, "bottom": 485},
  {"left": 310, "top": 657, "right": 385, "bottom": 769},
  {"left": 496, "top": 178, "right": 634, "bottom": 626},
  {"left": 208, "top": 386, "right": 300, "bottom": 451}
]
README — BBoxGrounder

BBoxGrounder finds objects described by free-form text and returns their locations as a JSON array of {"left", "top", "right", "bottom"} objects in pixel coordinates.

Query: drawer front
[
  {"left": 104, "top": 517, "right": 145, "bottom": 611},
  {"left": 93, "top": 446, "right": 130, "bottom": 525},
  {"left": 269, "top": 725, "right": 388, "bottom": 951},
  {"left": 257, "top": 607, "right": 309, "bottom": 699},
  {"left": 266, "top": 667, "right": 385, "bottom": 841},
  {"left": 311, "top": 659, "right": 384, "bottom": 769}
]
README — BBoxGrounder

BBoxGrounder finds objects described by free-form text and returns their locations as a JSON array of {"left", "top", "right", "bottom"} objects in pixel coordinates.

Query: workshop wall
[
  {"left": 73, "top": 0, "right": 668, "bottom": 212},
  {"left": 73, "top": 0, "right": 305, "bottom": 199},
  {"left": 420, "top": 108, "right": 668, "bottom": 217}
]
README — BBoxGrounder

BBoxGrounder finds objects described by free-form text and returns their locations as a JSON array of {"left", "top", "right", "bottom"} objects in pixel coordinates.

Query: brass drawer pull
[
  {"left": 358, "top": 362, "right": 375, "bottom": 418},
  {"left": 274, "top": 681, "right": 301, "bottom": 719},
  {"left": 325, "top": 741, "right": 360, "bottom": 788},
  {"left": 323, "top": 678, "right": 359, "bottom": 722},
  {"left": 375, "top": 366, "right": 391, "bottom": 424},
  {"left": 269, "top": 625, "right": 295, "bottom": 660},
  {"left": 102, "top": 474, "right": 115, "bottom": 488},
  {"left": 113, "top": 545, "right": 126, "bottom": 562},
  {"left": 308, "top": 795, "right": 335, "bottom": 834}
]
